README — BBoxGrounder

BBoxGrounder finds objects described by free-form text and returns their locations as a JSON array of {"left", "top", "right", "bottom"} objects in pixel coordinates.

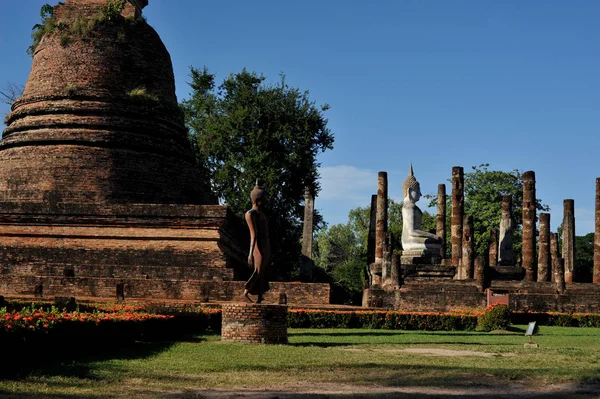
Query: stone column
[
  {"left": 436, "top": 184, "right": 447, "bottom": 259},
  {"left": 436, "top": 184, "right": 447, "bottom": 258},
  {"left": 522, "top": 171, "right": 536, "bottom": 281},
  {"left": 391, "top": 253, "right": 401, "bottom": 289},
  {"left": 301, "top": 187, "right": 314, "bottom": 258},
  {"left": 461, "top": 215, "right": 474, "bottom": 279},
  {"left": 595, "top": 178, "right": 600, "bottom": 284},
  {"left": 301, "top": 187, "right": 315, "bottom": 280},
  {"left": 382, "top": 232, "right": 393, "bottom": 287},
  {"left": 498, "top": 195, "right": 514, "bottom": 265},
  {"left": 562, "top": 199, "right": 575, "bottom": 283},
  {"left": 367, "top": 194, "right": 377, "bottom": 266},
  {"left": 489, "top": 228, "right": 498, "bottom": 267},
  {"left": 553, "top": 257, "right": 566, "bottom": 294},
  {"left": 537, "top": 213, "right": 551, "bottom": 282},
  {"left": 474, "top": 256, "right": 485, "bottom": 292},
  {"left": 375, "top": 172, "right": 388, "bottom": 265},
  {"left": 550, "top": 232, "right": 559, "bottom": 283},
  {"left": 451, "top": 166, "right": 464, "bottom": 268}
]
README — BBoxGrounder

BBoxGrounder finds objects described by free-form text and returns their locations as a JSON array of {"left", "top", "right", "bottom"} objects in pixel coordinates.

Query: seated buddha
[{"left": 401, "top": 164, "right": 442, "bottom": 255}]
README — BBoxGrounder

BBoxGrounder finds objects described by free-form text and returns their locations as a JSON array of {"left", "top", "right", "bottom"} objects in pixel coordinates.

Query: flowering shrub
[
  {"left": 0, "top": 302, "right": 223, "bottom": 376},
  {"left": 288, "top": 309, "right": 479, "bottom": 331},
  {"left": 476, "top": 304, "right": 512, "bottom": 331},
  {"left": 0, "top": 304, "right": 174, "bottom": 337}
]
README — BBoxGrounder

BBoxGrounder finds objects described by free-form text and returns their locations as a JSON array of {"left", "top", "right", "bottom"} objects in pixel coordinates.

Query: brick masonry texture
[
  {"left": 3, "top": 0, "right": 211, "bottom": 206},
  {"left": 364, "top": 279, "right": 600, "bottom": 313},
  {"left": 222, "top": 303, "right": 288, "bottom": 344}
]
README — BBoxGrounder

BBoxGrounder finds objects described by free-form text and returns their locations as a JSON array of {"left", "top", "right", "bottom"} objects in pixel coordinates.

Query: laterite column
[
  {"left": 489, "top": 228, "right": 498, "bottom": 268},
  {"left": 367, "top": 194, "right": 377, "bottom": 266},
  {"left": 595, "top": 178, "right": 600, "bottom": 284},
  {"left": 553, "top": 258, "right": 566, "bottom": 294},
  {"left": 474, "top": 256, "right": 486, "bottom": 292},
  {"left": 436, "top": 184, "right": 447, "bottom": 259},
  {"left": 550, "top": 232, "right": 559, "bottom": 283},
  {"left": 375, "top": 172, "right": 388, "bottom": 265},
  {"left": 537, "top": 213, "right": 551, "bottom": 282},
  {"left": 451, "top": 167, "right": 464, "bottom": 268},
  {"left": 562, "top": 199, "right": 575, "bottom": 283},
  {"left": 522, "top": 171, "right": 536, "bottom": 281}
]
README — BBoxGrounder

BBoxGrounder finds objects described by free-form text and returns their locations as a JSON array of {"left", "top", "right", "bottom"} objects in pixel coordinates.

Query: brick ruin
[
  {"left": 0, "top": 0, "right": 329, "bottom": 305},
  {"left": 363, "top": 166, "right": 600, "bottom": 313}
]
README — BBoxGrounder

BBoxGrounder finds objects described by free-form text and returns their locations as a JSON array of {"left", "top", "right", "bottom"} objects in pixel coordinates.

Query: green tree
[
  {"left": 313, "top": 200, "right": 435, "bottom": 303},
  {"left": 313, "top": 210, "right": 368, "bottom": 305},
  {"left": 428, "top": 164, "right": 549, "bottom": 260},
  {"left": 181, "top": 67, "right": 334, "bottom": 280},
  {"left": 575, "top": 233, "right": 594, "bottom": 277}
]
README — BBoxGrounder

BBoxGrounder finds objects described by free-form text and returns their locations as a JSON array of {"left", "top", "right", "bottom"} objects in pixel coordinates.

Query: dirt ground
[{"left": 169, "top": 381, "right": 600, "bottom": 399}]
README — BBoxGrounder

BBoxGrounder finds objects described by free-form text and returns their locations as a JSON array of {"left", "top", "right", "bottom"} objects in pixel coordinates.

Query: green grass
[{"left": 1, "top": 327, "right": 599, "bottom": 398}]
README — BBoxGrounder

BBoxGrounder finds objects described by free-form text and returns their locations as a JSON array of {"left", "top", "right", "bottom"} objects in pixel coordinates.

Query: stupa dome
[{"left": 1, "top": 0, "right": 212, "bottom": 207}]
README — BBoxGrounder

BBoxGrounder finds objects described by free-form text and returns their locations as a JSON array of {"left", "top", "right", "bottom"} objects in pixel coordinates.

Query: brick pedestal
[{"left": 221, "top": 303, "right": 288, "bottom": 344}]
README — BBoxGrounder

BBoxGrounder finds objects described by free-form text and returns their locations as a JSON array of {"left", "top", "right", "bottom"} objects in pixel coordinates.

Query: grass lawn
[{"left": 1, "top": 326, "right": 599, "bottom": 398}]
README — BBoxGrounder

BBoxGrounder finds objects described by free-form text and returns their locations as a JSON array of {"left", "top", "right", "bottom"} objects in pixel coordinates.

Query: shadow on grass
[
  {"left": 291, "top": 331, "right": 494, "bottom": 337},
  {"left": 1, "top": 335, "right": 207, "bottom": 380}
]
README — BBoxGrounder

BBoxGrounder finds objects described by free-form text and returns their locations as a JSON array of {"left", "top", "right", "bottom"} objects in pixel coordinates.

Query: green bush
[
  {"left": 512, "top": 312, "right": 600, "bottom": 328},
  {"left": 288, "top": 310, "right": 478, "bottom": 331},
  {"left": 477, "top": 304, "right": 512, "bottom": 331}
]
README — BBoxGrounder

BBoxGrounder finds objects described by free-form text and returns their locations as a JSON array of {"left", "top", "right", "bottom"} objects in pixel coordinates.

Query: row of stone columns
[
  {"left": 447, "top": 167, "right": 591, "bottom": 287},
  {"left": 365, "top": 165, "right": 600, "bottom": 287}
]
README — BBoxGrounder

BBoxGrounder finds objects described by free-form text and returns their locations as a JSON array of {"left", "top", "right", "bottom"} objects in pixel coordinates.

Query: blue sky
[{"left": 2, "top": 1, "right": 599, "bottom": 234}]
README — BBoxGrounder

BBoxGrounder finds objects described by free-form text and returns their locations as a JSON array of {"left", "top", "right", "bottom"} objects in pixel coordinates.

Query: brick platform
[{"left": 221, "top": 303, "right": 288, "bottom": 344}]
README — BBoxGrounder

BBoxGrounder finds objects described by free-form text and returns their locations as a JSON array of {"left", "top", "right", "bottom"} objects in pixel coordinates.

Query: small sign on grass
[{"left": 524, "top": 321, "right": 539, "bottom": 348}]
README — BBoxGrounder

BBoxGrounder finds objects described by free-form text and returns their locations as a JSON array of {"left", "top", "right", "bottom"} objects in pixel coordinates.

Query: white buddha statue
[{"left": 401, "top": 164, "right": 442, "bottom": 258}]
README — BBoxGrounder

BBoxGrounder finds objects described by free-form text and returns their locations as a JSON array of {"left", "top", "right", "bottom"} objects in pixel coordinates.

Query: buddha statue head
[
  {"left": 250, "top": 180, "right": 266, "bottom": 206},
  {"left": 402, "top": 164, "right": 421, "bottom": 203}
]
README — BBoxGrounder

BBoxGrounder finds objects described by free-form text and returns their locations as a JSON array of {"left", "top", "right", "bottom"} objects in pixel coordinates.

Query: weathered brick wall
[
  {"left": 510, "top": 292, "right": 600, "bottom": 313},
  {"left": 363, "top": 279, "right": 600, "bottom": 312},
  {"left": 363, "top": 281, "right": 485, "bottom": 311},
  {"left": 222, "top": 303, "right": 288, "bottom": 344},
  {"left": 395, "top": 281, "right": 486, "bottom": 311},
  {"left": 0, "top": 276, "right": 328, "bottom": 305}
]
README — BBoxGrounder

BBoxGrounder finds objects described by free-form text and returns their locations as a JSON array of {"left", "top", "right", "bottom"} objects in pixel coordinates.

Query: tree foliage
[
  {"left": 313, "top": 208, "right": 369, "bottom": 305},
  {"left": 427, "top": 164, "right": 549, "bottom": 260},
  {"left": 313, "top": 200, "right": 435, "bottom": 304},
  {"left": 181, "top": 67, "right": 334, "bottom": 280},
  {"left": 575, "top": 233, "right": 594, "bottom": 277}
]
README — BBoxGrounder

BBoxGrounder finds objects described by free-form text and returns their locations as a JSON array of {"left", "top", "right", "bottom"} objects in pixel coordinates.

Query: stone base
[
  {"left": 401, "top": 250, "right": 442, "bottom": 265},
  {"left": 221, "top": 303, "right": 288, "bottom": 344},
  {"left": 492, "top": 265, "right": 524, "bottom": 280},
  {"left": 401, "top": 264, "right": 456, "bottom": 280},
  {"left": 523, "top": 343, "right": 539, "bottom": 348}
]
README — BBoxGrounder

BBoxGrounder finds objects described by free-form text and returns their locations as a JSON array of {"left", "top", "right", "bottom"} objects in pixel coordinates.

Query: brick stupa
[{"left": 0, "top": 0, "right": 329, "bottom": 304}]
